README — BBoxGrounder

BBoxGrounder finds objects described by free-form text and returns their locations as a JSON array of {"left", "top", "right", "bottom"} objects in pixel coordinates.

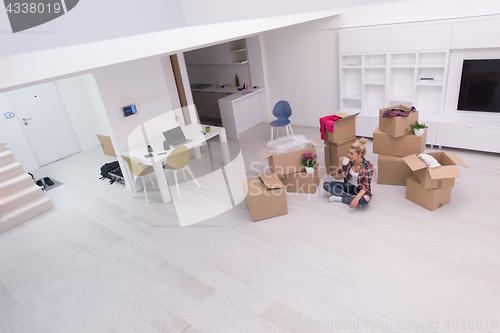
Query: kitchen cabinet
[
  {"left": 192, "top": 91, "right": 231, "bottom": 126},
  {"left": 185, "top": 39, "right": 248, "bottom": 65},
  {"left": 219, "top": 88, "right": 265, "bottom": 139}
]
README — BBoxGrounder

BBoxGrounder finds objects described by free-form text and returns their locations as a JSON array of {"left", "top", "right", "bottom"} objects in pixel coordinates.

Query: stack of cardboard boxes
[
  {"left": 403, "top": 152, "right": 468, "bottom": 211},
  {"left": 324, "top": 112, "right": 359, "bottom": 177},
  {"left": 373, "top": 105, "right": 423, "bottom": 186},
  {"left": 243, "top": 139, "right": 325, "bottom": 222},
  {"left": 374, "top": 104, "right": 469, "bottom": 211}
]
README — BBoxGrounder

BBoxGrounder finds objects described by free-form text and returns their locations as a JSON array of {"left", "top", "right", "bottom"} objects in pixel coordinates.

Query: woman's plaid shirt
[{"left": 338, "top": 157, "right": 374, "bottom": 196}]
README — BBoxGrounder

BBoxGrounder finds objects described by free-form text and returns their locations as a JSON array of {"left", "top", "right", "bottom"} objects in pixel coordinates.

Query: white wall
[
  {"left": 83, "top": 74, "right": 111, "bottom": 136},
  {"left": 182, "top": 0, "right": 403, "bottom": 25},
  {"left": 0, "top": 75, "right": 105, "bottom": 172},
  {"left": 261, "top": 26, "right": 339, "bottom": 127},
  {"left": 327, "top": 0, "right": 500, "bottom": 29},
  {"left": 56, "top": 76, "right": 104, "bottom": 151},
  {"left": 0, "top": 0, "right": 186, "bottom": 58},
  {"left": 92, "top": 56, "right": 175, "bottom": 186},
  {"left": 0, "top": 94, "right": 39, "bottom": 171}
]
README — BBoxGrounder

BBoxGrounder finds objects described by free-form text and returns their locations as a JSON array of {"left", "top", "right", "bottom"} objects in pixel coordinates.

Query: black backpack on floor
[{"left": 100, "top": 161, "right": 122, "bottom": 184}]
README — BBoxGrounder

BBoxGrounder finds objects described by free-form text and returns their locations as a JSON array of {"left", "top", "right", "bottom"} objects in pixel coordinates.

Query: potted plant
[
  {"left": 410, "top": 121, "right": 428, "bottom": 136},
  {"left": 301, "top": 153, "right": 317, "bottom": 174}
]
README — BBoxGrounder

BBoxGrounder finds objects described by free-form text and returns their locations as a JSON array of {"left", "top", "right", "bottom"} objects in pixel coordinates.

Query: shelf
[
  {"left": 416, "top": 81, "right": 443, "bottom": 86},
  {"left": 417, "top": 64, "right": 446, "bottom": 68},
  {"left": 363, "top": 54, "right": 387, "bottom": 66},
  {"left": 364, "top": 65, "right": 386, "bottom": 68},
  {"left": 390, "top": 65, "right": 416, "bottom": 68},
  {"left": 363, "top": 80, "right": 385, "bottom": 85},
  {"left": 341, "top": 54, "right": 362, "bottom": 67},
  {"left": 230, "top": 48, "right": 247, "bottom": 52},
  {"left": 418, "top": 51, "right": 447, "bottom": 66},
  {"left": 341, "top": 65, "right": 361, "bottom": 69},
  {"left": 341, "top": 95, "right": 362, "bottom": 100},
  {"left": 187, "top": 62, "right": 249, "bottom": 65},
  {"left": 390, "top": 53, "right": 416, "bottom": 66},
  {"left": 388, "top": 96, "right": 413, "bottom": 103}
]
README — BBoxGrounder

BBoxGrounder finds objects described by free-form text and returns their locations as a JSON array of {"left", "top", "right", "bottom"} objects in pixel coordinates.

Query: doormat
[{"left": 36, "top": 178, "right": 63, "bottom": 192}]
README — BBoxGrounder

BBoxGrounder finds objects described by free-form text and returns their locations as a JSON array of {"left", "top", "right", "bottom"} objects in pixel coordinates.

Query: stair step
[
  {"left": 0, "top": 174, "right": 34, "bottom": 197},
  {"left": 0, "top": 162, "right": 24, "bottom": 182},
  {"left": 0, "top": 186, "right": 44, "bottom": 216},
  {"left": 0, "top": 142, "right": 5, "bottom": 152},
  {"left": 0, "top": 197, "right": 53, "bottom": 234},
  {"left": 0, "top": 151, "right": 15, "bottom": 168}
]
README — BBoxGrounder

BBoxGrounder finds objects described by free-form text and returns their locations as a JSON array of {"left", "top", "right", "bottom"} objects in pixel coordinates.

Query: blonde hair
[{"left": 350, "top": 138, "right": 367, "bottom": 156}]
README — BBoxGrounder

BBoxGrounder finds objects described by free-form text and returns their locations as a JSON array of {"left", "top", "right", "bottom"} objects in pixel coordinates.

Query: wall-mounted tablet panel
[{"left": 122, "top": 104, "right": 137, "bottom": 117}]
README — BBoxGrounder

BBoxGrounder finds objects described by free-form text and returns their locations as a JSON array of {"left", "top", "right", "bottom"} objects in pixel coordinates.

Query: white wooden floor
[{"left": 1, "top": 123, "right": 500, "bottom": 333}]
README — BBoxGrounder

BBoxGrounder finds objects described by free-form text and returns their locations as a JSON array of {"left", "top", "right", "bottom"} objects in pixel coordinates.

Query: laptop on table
[{"left": 163, "top": 126, "right": 192, "bottom": 148}]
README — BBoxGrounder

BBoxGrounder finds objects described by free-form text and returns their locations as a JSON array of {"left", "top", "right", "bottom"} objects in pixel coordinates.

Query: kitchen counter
[
  {"left": 191, "top": 85, "right": 266, "bottom": 139},
  {"left": 191, "top": 85, "right": 264, "bottom": 100}
]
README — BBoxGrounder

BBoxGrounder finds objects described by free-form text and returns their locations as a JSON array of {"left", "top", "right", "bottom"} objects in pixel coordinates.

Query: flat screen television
[{"left": 457, "top": 59, "right": 500, "bottom": 112}]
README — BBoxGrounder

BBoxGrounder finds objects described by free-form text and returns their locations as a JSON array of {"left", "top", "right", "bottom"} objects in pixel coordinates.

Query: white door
[{"left": 7, "top": 82, "right": 81, "bottom": 166}]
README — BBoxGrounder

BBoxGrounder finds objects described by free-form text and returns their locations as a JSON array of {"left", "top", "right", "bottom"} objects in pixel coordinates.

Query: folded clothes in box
[
  {"left": 379, "top": 105, "right": 418, "bottom": 138},
  {"left": 403, "top": 152, "right": 469, "bottom": 189}
]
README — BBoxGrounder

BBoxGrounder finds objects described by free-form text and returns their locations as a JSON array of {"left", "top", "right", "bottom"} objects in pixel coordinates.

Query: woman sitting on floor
[{"left": 323, "top": 138, "right": 373, "bottom": 208}]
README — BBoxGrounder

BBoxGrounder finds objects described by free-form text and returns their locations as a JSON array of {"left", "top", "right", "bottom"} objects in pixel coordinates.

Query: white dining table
[{"left": 123, "top": 123, "right": 230, "bottom": 203}]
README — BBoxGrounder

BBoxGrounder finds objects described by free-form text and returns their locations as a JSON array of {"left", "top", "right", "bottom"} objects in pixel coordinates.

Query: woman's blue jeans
[{"left": 323, "top": 181, "right": 371, "bottom": 206}]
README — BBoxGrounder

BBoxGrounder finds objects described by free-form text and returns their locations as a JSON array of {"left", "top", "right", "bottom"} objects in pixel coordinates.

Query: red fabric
[{"left": 319, "top": 115, "right": 340, "bottom": 140}]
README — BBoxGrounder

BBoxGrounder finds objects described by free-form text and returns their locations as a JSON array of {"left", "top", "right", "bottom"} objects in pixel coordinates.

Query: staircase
[{"left": 0, "top": 141, "right": 53, "bottom": 234}]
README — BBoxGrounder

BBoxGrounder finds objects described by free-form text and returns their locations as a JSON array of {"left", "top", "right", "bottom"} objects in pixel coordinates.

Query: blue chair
[{"left": 270, "top": 100, "right": 294, "bottom": 141}]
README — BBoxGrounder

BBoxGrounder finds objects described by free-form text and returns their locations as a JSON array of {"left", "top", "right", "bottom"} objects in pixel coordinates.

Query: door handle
[{"left": 23, "top": 118, "right": 32, "bottom": 121}]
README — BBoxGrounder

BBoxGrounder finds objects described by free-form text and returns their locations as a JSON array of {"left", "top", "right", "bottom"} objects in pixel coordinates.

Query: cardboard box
[
  {"left": 324, "top": 112, "right": 360, "bottom": 144},
  {"left": 406, "top": 176, "right": 452, "bottom": 211},
  {"left": 325, "top": 137, "right": 356, "bottom": 176},
  {"left": 97, "top": 134, "right": 116, "bottom": 157},
  {"left": 243, "top": 173, "right": 288, "bottom": 222},
  {"left": 403, "top": 152, "right": 468, "bottom": 189},
  {"left": 377, "top": 155, "right": 413, "bottom": 186},
  {"left": 279, "top": 164, "right": 319, "bottom": 194},
  {"left": 258, "top": 139, "right": 325, "bottom": 177},
  {"left": 379, "top": 105, "right": 418, "bottom": 138},
  {"left": 373, "top": 127, "right": 427, "bottom": 157}
]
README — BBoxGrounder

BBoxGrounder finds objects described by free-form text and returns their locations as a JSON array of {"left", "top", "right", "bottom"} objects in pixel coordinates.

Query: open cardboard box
[
  {"left": 258, "top": 139, "right": 325, "bottom": 177},
  {"left": 402, "top": 152, "right": 469, "bottom": 189},
  {"left": 97, "top": 134, "right": 116, "bottom": 157},
  {"left": 373, "top": 127, "right": 427, "bottom": 157},
  {"left": 379, "top": 105, "right": 418, "bottom": 138},
  {"left": 406, "top": 176, "right": 452, "bottom": 211},
  {"left": 324, "top": 112, "right": 360, "bottom": 144},
  {"left": 377, "top": 155, "right": 413, "bottom": 186},
  {"left": 243, "top": 173, "right": 288, "bottom": 222},
  {"left": 279, "top": 163, "right": 319, "bottom": 194}
]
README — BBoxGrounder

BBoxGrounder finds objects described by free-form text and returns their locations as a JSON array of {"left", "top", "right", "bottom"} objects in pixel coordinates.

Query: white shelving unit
[
  {"left": 340, "top": 54, "right": 362, "bottom": 110},
  {"left": 229, "top": 39, "right": 249, "bottom": 64},
  {"left": 185, "top": 38, "right": 249, "bottom": 65},
  {"left": 340, "top": 50, "right": 449, "bottom": 116}
]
